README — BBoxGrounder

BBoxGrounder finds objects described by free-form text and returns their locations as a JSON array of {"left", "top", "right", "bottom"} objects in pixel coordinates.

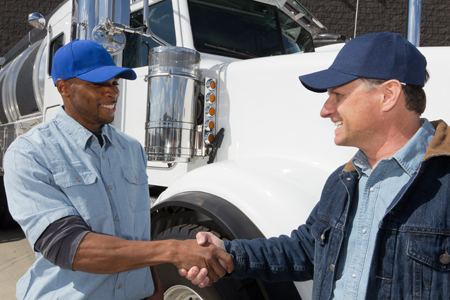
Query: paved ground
[{"left": 0, "top": 227, "right": 35, "bottom": 300}]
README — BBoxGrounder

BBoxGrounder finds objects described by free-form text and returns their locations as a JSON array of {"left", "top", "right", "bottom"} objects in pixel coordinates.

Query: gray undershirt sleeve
[{"left": 34, "top": 215, "right": 91, "bottom": 270}]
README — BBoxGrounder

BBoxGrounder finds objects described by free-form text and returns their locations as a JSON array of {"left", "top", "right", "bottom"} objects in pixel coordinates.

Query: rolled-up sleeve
[{"left": 4, "top": 139, "right": 79, "bottom": 249}]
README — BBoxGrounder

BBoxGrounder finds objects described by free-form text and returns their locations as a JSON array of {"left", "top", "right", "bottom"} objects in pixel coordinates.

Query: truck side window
[
  {"left": 187, "top": 0, "right": 314, "bottom": 59},
  {"left": 123, "top": 0, "right": 176, "bottom": 68},
  {"left": 278, "top": 10, "right": 314, "bottom": 54},
  {"left": 48, "top": 34, "right": 65, "bottom": 76}
]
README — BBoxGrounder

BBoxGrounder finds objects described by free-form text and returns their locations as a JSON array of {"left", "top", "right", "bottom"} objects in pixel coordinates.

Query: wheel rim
[{"left": 164, "top": 285, "right": 204, "bottom": 300}]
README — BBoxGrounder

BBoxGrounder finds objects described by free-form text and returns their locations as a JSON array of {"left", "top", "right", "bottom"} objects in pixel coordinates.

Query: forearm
[
  {"left": 73, "top": 232, "right": 179, "bottom": 273},
  {"left": 225, "top": 227, "right": 315, "bottom": 282},
  {"left": 73, "top": 232, "right": 231, "bottom": 278}
]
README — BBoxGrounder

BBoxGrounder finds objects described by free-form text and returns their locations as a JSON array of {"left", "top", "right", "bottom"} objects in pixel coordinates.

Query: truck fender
[
  {"left": 151, "top": 191, "right": 264, "bottom": 240},
  {"left": 151, "top": 190, "right": 304, "bottom": 300},
  {"left": 154, "top": 157, "right": 329, "bottom": 237}
]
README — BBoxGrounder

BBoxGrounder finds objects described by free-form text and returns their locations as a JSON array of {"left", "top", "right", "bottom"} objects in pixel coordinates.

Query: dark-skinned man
[{"left": 4, "top": 39, "right": 232, "bottom": 300}]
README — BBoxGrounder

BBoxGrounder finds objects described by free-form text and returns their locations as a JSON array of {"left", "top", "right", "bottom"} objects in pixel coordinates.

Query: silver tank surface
[{"left": 145, "top": 46, "right": 201, "bottom": 163}]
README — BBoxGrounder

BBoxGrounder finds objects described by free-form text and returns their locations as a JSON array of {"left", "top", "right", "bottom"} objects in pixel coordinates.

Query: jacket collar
[{"left": 342, "top": 120, "right": 450, "bottom": 173}]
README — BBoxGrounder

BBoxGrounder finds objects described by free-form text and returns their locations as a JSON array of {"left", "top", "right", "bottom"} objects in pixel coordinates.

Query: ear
[
  {"left": 380, "top": 80, "right": 402, "bottom": 113},
  {"left": 55, "top": 78, "right": 71, "bottom": 97}
]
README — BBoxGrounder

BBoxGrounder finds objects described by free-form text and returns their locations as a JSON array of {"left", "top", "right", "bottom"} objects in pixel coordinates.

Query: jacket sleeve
[{"left": 224, "top": 204, "right": 318, "bottom": 282}]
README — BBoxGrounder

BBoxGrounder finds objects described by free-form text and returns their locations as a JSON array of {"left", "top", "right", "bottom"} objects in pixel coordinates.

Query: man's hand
[
  {"left": 178, "top": 232, "right": 233, "bottom": 287},
  {"left": 172, "top": 236, "right": 233, "bottom": 285}
]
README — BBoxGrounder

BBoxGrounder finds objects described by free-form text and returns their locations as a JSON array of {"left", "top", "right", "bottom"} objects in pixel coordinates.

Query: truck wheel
[
  {"left": 0, "top": 176, "right": 18, "bottom": 229},
  {"left": 154, "top": 224, "right": 266, "bottom": 300}
]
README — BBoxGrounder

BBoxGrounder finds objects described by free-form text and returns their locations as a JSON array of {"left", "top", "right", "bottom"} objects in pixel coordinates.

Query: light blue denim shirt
[
  {"left": 4, "top": 107, "right": 153, "bottom": 300},
  {"left": 332, "top": 119, "right": 435, "bottom": 299}
]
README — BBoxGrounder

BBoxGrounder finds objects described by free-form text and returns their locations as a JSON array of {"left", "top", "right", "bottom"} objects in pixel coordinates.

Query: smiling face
[
  {"left": 58, "top": 77, "right": 120, "bottom": 132},
  {"left": 320, "top": 79, "right": 385, "bottom": 151}
]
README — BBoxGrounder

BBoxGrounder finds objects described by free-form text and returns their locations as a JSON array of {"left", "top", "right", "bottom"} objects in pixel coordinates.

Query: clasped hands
[{"left": 177, "top": 232, "right": 231, "bottom": 288}]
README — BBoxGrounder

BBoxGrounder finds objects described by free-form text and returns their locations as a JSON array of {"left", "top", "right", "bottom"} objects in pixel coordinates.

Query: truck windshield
[{"left": 187, "top": 0, "right": 314, "bottom": 59}]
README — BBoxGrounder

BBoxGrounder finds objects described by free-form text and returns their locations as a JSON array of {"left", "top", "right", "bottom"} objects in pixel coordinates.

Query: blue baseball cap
[
  {"left": 51, "top": 39, "right": 136, "bottom": 86},
  {"left": 299, "top": 32, "right": 427, "bottom": 93}
]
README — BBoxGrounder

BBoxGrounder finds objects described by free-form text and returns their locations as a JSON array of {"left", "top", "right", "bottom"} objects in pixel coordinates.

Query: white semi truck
[{"left": 1, "top": 0, "right": 449, "bottom": 299}]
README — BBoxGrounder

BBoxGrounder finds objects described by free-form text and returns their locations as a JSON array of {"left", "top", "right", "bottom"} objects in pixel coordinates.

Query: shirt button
[
  {"left": 352, "top": 273, "right": 357, "bottom": 278},
  {"left": 135, "top": 176, "right": 138, "bottom": 181},
  {"left": 102, "top": 155, "right": 105, "bottom": 159},
  {"left": 92, "top": 136, "right": 95, "bottom": 141},
  {"left": 109, "top": 186, "right": 112, "bottom": 190},
  {"left": 369, "top": 187, "right": 375, "bottom": 192},
  {"left": 118, "top": 284, "right": 122, "bottom": 289},
  {"left": 329, "top": 264, "right": 335, "bottom": 272},
  {"left": 115, "top": 216, "right": 119, "bottom": 221},
  {"left": 362, "top": 228, "right": 367, "bottom": 234},
  {"left": 76, "top": 178, "right": 81, "bottom": 182}
]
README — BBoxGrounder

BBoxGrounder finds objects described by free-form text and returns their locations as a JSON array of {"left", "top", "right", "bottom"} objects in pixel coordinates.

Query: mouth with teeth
[
  {"left": 335, "top": 121, "right": 343, "bottom": 128},
  {"left": 100, "top": 104, "right": 116, "bottom": 110}
]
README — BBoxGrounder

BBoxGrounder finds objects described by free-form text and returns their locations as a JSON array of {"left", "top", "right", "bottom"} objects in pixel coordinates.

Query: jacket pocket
[
  {"left": 311, "top": 217, "right": 334, "bottom": 299},
  {"left": 406, "top": 233, "right": 450, "bottom": 299},
  {"left": 311, "top": 217, "right": 332, "bottom": 246},
  {"left": 407, "top": 234, "right": 450, "bottom": 272}
]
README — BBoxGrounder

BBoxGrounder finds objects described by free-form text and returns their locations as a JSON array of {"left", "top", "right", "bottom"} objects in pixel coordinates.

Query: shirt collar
[
  {"left": 53, "top": 107, "right": 116, "bottom": 149},
  {"left": 351, "top": 118, "right": 435, "bottom": 177}
]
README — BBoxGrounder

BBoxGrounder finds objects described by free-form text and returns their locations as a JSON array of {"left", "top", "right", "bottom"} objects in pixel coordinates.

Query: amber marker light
[
  {"left": 205, "top": 120, "right": 215, "bottom": 131},
  {"left": 205, "top": 132, "right": 215, "bottom": 144},
  {"left": 206, "top": 93, "right": 216, "bottom": 103},
  {"left": 206, "top": 79, "right": 216, "bottom": 90},
  {"left": 206, "top": 106, "right": 215, "bottom": 117}
]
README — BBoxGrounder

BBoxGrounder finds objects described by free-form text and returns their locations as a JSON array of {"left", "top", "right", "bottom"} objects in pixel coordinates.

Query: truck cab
[{"left": 1, "top": 1, "right": 449, "bottom": 299}]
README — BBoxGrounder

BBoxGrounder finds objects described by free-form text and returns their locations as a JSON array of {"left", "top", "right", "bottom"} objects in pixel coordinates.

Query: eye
[{"left": 92, "top": 83, "right": 104, "bottom": 88}]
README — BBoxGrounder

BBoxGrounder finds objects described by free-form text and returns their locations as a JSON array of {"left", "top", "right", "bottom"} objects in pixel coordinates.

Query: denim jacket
[{"left": 225, "top": 120, "right": 450, "bottom": 300}]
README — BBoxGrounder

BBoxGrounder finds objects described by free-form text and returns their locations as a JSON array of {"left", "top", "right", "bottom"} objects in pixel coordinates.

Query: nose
[
  {"left": 320, "top": 96, "right": 335, "bottom": 119},
  {"left": 104, "top": 84, "right": 119, "bottom": 99}
]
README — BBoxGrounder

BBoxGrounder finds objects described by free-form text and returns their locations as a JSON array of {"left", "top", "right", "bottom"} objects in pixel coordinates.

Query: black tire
[
  {"left": 154, "top": 224, "right": 266, "bottom": 300},
  {"left": 0, "top": 176, "right": 19, "bottom": 229}
]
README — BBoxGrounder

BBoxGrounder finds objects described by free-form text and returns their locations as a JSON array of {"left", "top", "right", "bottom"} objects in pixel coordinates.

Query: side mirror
[
  {"left": 28, "top": 12, "right": 46, "bottom": 29},
  {"left": 313, "top": 34, "right": 349, "bottom": 46}
]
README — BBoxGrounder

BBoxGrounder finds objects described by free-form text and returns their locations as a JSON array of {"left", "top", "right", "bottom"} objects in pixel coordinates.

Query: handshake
[{"left": 174, "top": 232, "right": 232, "bottom": 288}]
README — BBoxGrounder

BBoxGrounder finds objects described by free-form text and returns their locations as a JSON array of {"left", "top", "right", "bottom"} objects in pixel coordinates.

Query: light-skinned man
[{"left": 181, "top": 32, "right": 450, "bottom": 300}]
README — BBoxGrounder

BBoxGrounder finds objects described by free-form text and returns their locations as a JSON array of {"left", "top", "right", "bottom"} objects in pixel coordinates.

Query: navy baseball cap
[
  {"left": 51, "top": 39, "right": 136, "bottom": 86},
  {"left": 299, "top": 32, "right": 427, "bottom": 93}
]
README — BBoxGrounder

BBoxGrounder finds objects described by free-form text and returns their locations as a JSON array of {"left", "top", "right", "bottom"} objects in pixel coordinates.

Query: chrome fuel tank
[
  {"left": 145, "top": 46, "right": 201, "bottom": 163},
  {"left": 0, "top": 38, "right": 46, "bottom": 124}
]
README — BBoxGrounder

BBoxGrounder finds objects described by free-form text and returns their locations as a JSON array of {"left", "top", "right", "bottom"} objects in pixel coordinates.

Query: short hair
[{"left": 361, "top": 70, "right": 430, "bottom": 115}]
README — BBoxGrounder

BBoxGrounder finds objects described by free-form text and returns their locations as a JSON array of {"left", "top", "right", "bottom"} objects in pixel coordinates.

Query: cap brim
[
  {"left": 77, "top": 66, "right": 137, "bottom": 83},
  {"left": 299, "top": 68, "right": 359, "bottom": 93}
]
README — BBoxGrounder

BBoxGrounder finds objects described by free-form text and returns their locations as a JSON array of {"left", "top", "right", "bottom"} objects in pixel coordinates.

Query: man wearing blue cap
[
  {"left": 181, "top": 32, "right": 450, "bottom": 299},
  {"left": 3, "top": 39, "right": 232, "bottom": 300}
]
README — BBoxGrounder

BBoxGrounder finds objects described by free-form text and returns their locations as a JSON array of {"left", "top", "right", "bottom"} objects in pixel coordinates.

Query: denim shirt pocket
[
  {"left": 122, "top": 167, "right": 149, "bottom": 213},
  {"left": 53, "top": 165, "right": 96, "bottom": 188},
  {"left": 52, "top": 161, "right": 107, "bottom": 223}
]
